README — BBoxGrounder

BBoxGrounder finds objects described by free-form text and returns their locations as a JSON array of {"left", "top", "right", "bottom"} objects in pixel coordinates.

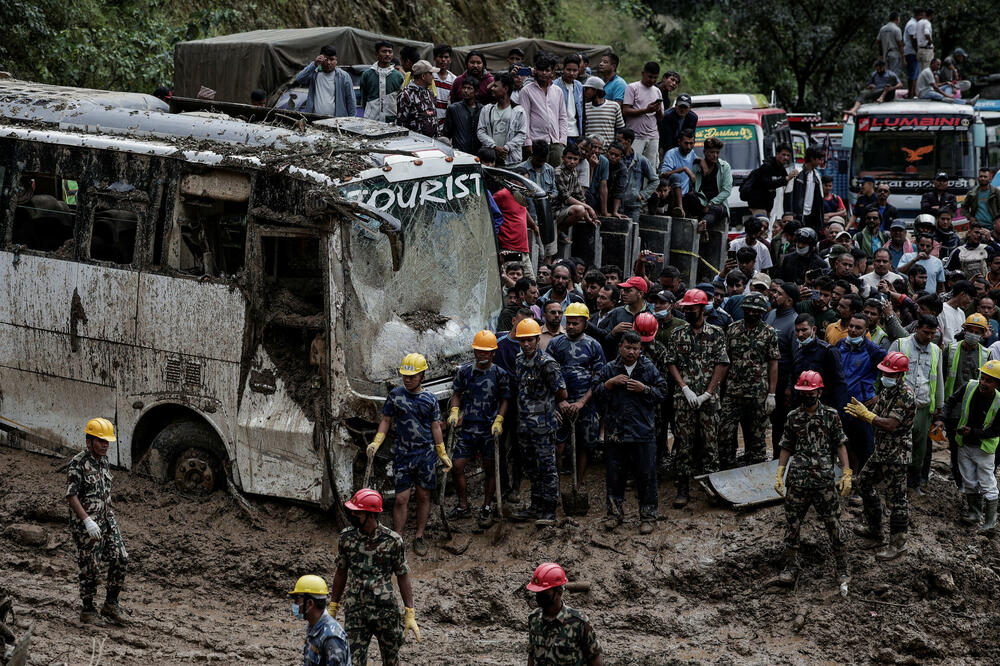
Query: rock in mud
[
  {"left": 931, "top": 571, "right": 956, "bottom": 594},
  {"left": 3, "top": 524, "right": 47, "bottom": 547}
]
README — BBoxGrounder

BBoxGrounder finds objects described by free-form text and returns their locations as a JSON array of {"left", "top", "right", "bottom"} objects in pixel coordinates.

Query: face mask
[
  {"left": 846, "top": 335, "right": 864, "bottom": 345},
  {"left": 292, "top": 602, "right": 304, "bottom": 620},
  {"left": 965, "top": 333, "right": 982, "bottom": 345},
  {"left": 535, "top": 591, "right": 555, "bottom": 609},
  {"left": 795, "top": 246, "right": 810, "bottom": 256},
  {"left": 882, "top": 377, "right": 897, "bottom": 387},
  {"left": 798, "top": 336, "right": 814, "bottom": 347},
  {"left": 705, "top": 304, "right": 714, "bottom": 313},
  {"left": 744, "top": 313, "right": 761, "bottom": 325},
  {"left": 801, "top": 394, "right": 818, "bottom": 407},
  {"left": 684, "top": 309, "right": 701, "bottom": 324}
]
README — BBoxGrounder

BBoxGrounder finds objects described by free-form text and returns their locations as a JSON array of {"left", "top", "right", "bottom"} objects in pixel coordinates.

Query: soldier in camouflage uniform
[
  {"left": 331, "top": 489, "right": 420, "bottom": 666},
  {"left": 447, "top": 330, "right": 510, "bottom": 526},
  {"left": 546, "top": 303, "right": 606, "bottom": 490},
  {"left": 719, "top": 292, "right": 780, "bottom": 468},
  {"left": 510, "top": 318, "right": 569, "bottom": 526},
  {"left": 650, "top": 290, "right": 686, "bottom": 472},
  {"left": 525, "top": 562, "right": 603, "bottom": 666},
  {"left": 66, "top": 417, "right": 128, "bottom": 624},
  {"left": 666, "top": 289, "right": 730, "bottom": 507},
  {"left": 845, "top": 351, "right": 917, "bottom": 561},
  {"left": 774, "top": 371, "right": 853, "bottom": 585}
]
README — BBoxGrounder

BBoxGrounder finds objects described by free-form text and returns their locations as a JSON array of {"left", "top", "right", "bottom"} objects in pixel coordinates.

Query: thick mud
[{"left": 2, "top": 445, "right": 999, "bottom": 665}]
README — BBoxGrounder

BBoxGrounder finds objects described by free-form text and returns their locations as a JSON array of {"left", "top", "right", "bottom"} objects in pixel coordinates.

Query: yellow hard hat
[
  {"left": 564, "top": 303, "right": 591, "bottom": 318},
  {"left": 965, "top": 313, "right": 989, "bottom": 331},
  {"left": 84, "top": 417, "right": 117, "bottom": 442},
  {"left": 515, "top": 318, "right": 542, "bottom": 339},
  {"left": 980, "top": 360, "right": 1000, "bottom": 381},
  {"left": 399, "top": 353, "right": 429, "bottom": 376},
  {"left": 472, "top": 330, "right": 498, "bottom": 351},
  {"left": 288, "top": 574, "right": 329, "bottom": 597}
]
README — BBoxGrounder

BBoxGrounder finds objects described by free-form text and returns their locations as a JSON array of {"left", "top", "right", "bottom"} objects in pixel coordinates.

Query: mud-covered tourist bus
[
  {"left": 842, "top": 100, "right": 987, "bottom": 225},
  {"left": 0, "top": 79, "right": 511, "bottom": 507}
]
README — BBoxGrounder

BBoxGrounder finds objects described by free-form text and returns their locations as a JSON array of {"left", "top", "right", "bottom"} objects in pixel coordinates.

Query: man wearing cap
[
  {"left": 886, "top": 219, "right": 914, "bottom": 270},
  {"left": 582, "top": 77, "right": 625, "bottom": 147},
  {"left": 963, "top": 168, "right": 1000, "bottom": 230},
  {"left": 526, "top": 562, "right": 603, "bottom": 665},
  {"left": 719, "top": 292, "right": 779, "bottom": 468},
  {"left": 657, "top": 93, "right": 698, "bottom": 159},
  {"left": 511, "top": 319, "right": 570, "bottom": 525},
  {"left": 396, "top": 61, "right": 440, "bottom": 138},
  {"left": 845, "top": 352, "right": 916, "bottom": 561},
  {"left": 593, "top": 276, "right": 654, "bottom": 358},
  {"left": 729, "top": 216, "right": 773, "bottom": 272},
  {"left": 67, "top": 418, "right": 129, "bottom": 624},
  {"left": 288, "top": 574, "right": 350, "bottom": 666},
  {"left": 294, "top": 45, "right": 357, "bottom": 118},
  {"left": 667, "top": 289, "right": 730, "bottom": 506},
  {"left": 331, "top": 489, "right": 419, "bottom": 665},
  {"left": 920, "top": 173, "right": 959, "bottom": 216}
]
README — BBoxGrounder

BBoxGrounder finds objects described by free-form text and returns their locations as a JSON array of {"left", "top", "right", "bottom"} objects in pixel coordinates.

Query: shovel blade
[{"left": 562, "top": 491, "right": 590, "bottom": 516}]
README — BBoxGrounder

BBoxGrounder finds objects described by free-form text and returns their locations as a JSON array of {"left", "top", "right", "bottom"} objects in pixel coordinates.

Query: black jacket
[
  {"left": 788, "top": 168, "right": 825, "bottom": 231},
  {"left": 778, "top": 251, "right": 827, "bottom": 284},
  {"left": 658, "top": 108, "right": 699, "bottom": 153},
  {"left": 741, "top": 156, "right": 789, "bottom": 211},
  {"left": 791, "top": 339, "right": 848, "bottom": 409},
  {"left": 920, "top": 190, "right": 958, "bottom": 216}
]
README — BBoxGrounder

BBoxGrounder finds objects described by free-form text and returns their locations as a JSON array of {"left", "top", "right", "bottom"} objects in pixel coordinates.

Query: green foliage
[{"left": 655, "top": 13, "right": 756, "bottom": 96}]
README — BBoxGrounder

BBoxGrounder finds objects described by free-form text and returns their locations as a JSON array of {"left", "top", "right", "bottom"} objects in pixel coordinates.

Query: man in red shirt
[{"left": 482, "top": 147, "right": 541, "bottom": 277}]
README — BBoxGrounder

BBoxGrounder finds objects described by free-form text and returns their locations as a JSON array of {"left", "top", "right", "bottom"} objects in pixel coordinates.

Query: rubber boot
[
  {"left": 979, "top": 498, "right": 998, "bottom": 532},
  {"left": 853, "top": 521, "right": 882, "bottom": 541},
  {"left": 510, "top": 505, "right": 538, "bottom": 522},
  {"left": 875, "top": 532, "right": 907, "bottom": 561},
  {"left": 673, "top": 478, "right": 690, "bottom": 508},
  {"left": 80, "top": 598, "right": 101, "bottom": 625},
  {"left": 961, "top": 493, "right": 984, "bottom": 526},
  {"left": 776, "top": 548, "right": 799, "bottom": 586}
]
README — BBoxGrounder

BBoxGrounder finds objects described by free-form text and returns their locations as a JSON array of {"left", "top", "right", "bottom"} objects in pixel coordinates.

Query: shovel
[
  {"left": 362, "top": 445, "right": 375, "bottom": 489},
  {"left": 438, "top": 427, "right": 457, "bottom": 537},
  {"left": 562, "top": 417, "right": 590, "bottom": 516},
  {"left": 491, "top": 432, "right": 510, "bottom": 545}
]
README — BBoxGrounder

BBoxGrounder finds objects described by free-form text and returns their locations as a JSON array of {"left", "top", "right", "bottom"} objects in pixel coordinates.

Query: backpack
[{"left": 738, "top": 166, "right": 759, "bottom": 203}]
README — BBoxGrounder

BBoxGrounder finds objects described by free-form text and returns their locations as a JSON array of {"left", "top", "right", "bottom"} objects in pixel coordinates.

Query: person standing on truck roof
[
  {"left": 525, "top": 563, "right": 604, "bottom": 666},
  {"left": 330, "top": 489, "right": 421, "bottom": 666},
  {"left": 773, "top": 371, "right": 853, "bottom": 588},
  {"left": 294, "top": 45, "right": 357, "bottom": 118},
  {"left": 66, "top": 418, "right": 129, "bottom": 625},
  {"left": 510, "top": 318, "right": 570, "bottom": 526},
  {"left": 916, "top": 9, "right": 934, "bottom": 74},
  {"left": 877, "top": 12, "right": 905, "bottom": 77},
  {"left": 367, "top": 353, "right": 451, "bottom": 557},
  {"left": 360, "top": 41, "right": 404, "bottom": 122},
  {"left": 740, "top": 143, "right": 798, "bottom": 217},
  {"left": 287, "top": 575, "right": 350, "bottom": 666},
  {"left": 447, "top": 330, "right": 510, "bottom": 528},
  {"left": 902, "top": 9, "right": 924, "bottom": 98}
]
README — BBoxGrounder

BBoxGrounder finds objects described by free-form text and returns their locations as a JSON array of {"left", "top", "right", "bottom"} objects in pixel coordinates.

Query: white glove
[
  {"left": 681, "top": 386, "right": 699, "bottom": 407},
  {"left": 697, "top": 392, "right": 712, "bottom": 407},
  {"left": 764, "top": 393, "right": 776, "bottom": 415},
  {"left": 83, "top": 517, "right": 101, "bottom": 540}
]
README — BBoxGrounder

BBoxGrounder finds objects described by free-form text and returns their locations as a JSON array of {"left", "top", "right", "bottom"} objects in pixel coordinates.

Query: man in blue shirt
[
  {"left": 837, "top": 313, "right": 887, "bottom": 474},
  {"left": 898, "top": 232, "right": 946, "bottom": 294},
  {"left": 599, "top": 53, "right": 626, "bottom": 103},
  {"left": 288, "top": 575, "right": 350, "bottom": 666},
  {"left": 659, "top": 128, "right": 697, "bottom": 217}
]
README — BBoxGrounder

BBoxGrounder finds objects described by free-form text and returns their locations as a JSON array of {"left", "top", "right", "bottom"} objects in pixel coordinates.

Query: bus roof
[
  {"left": 689, "top": 93, "right": 770, "bottom": 109},
  {"left": 856, "top": 99, "right": 978, "bottom": 116},
  {"left": 694, "top": 107, "right": 785, "bottom": 126}
]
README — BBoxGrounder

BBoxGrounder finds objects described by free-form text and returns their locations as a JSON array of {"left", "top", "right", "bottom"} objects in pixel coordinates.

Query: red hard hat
[
  {"left": 634, "top": 312, "right": 659, "bottom": 342},
  {"left": 877, "top": 351, "right": 909, "bottom": 374},
  {"left": 344, "top": 488, "right": 383, "bottom": 513},
  {"left": 794, "top": 370, "right": 824, "bottom": 391},
  {"left": 526, "top": 562, "right": 568, "bottom": 592},
  {"left": 677, "top": 289, "right": 709, "bottom": 307}
]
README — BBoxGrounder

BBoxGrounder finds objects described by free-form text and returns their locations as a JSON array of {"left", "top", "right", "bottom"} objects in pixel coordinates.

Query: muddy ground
[{"left": 3, "top": 444, "right": 1000, "bottom": 665}]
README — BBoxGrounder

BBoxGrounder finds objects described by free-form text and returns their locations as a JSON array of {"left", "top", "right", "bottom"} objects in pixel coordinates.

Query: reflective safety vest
[
  {"left": 956, "top": 380, "right": 1000, "bottom": 454},
  {"left": 871, "top": 326, "right": 888, "bottom": 347},
  {"left": 944, "top": 341, "right": 988, "bottom": 400},
  {"left": 898, "top": 335, "right": 940, "bottom": 412}
]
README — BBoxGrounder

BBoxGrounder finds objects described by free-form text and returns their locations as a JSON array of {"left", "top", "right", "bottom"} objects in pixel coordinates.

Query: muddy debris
[{"left": 400, "top": 310, "right": 450, "bottom": 332}]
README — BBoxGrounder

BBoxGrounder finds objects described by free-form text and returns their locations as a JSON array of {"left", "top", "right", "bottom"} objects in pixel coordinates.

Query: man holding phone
[{"left": 622, "top": 62, "right": 664, "bottom": 170}]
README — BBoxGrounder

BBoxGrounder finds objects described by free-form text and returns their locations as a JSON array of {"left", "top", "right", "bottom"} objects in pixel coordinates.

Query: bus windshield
[
  {"left": 695, "top": 125, "right": 760, "bottom": 172},
  {"left": 852, "top": 130, "right": 975, "bottom": 181},
  {"left": 340, "top": 166, "right": 501, "bottom": 394}
]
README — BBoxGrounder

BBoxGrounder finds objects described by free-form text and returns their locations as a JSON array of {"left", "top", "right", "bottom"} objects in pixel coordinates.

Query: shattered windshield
[{"left": 339, "top": 166, "right": 501, "bottom": 395}]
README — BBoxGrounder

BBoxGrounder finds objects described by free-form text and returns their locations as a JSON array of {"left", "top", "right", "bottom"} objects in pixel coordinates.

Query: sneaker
[
  {"left": 412, "top": 537, "right": 428, "bottom": 556},
  {"left": 477, "top": 505, "right": 493, "bottom": 529},
  {"left": 447, "top": 505, "right": 472, "bottom": 520},
  {"left": 535, "top": 513, "right": 557, "bottom": 527},
  {"left": 639, "top": 520, "right": 654, "bottom": 535}
]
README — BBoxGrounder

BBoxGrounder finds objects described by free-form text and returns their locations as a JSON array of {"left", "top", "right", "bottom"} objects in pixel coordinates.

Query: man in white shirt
[
  {"left": 860, "top": 248, "right": 903, "bottom": 297},
  {"left": 916, "top": 9, "right": 934, "bottom": 72},
  {"left": 939, "top": 280, "right": 976, "bottom": 345},
  {"left": 728, "top": 216, "right": 773, "bottom": 272},
  {"left": 622, "top": 62, "right": 664, "bottom": 171},
  {"left": 433, "top": 45, "right": 458, "bottom": 125},
  {"left": 903, "top": 8, "right": 924, "bottom": 97}
]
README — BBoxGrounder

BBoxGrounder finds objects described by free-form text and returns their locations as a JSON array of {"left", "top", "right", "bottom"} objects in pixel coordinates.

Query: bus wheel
[{"left": 148, "top": 419, "right": 224, "bottom": 494}]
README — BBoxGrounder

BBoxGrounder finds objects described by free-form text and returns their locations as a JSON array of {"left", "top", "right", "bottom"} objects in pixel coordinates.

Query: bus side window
[
  {"left": 165, "top": 170, "right": 249, "bottom": 277},
  {"left": 11, "top": 172, "right": 78, "bottom": 255},
  {"left": 90, "top": 205, "right": 139, "bottom": 265}
]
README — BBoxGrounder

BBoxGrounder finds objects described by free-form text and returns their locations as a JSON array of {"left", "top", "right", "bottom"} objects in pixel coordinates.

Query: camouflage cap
[{"left": 742, "top": 292, "right": 771, "bottom": 313}]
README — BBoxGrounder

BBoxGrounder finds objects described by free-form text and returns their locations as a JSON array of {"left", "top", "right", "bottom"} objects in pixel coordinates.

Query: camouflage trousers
[
  {"left": 783, "top": 484, "right": 846, "bottom": 556},
  {"left": 672, "top": 396, "right": 720, "bottom": 480},
  {"left": 859, "top": 461, "right": 909, "bottom": 534},
  {"left": 519, "top": 431, "right": 559, "bottom": 513},
  {"left": 345, "top": 604, "right": 403, "bottom": 666},
  {"left": 71, "top": 516, "right": 128, "bottom": 606},
  {"left": 718, "top": 394, "right": 770, "bottom": 468}
]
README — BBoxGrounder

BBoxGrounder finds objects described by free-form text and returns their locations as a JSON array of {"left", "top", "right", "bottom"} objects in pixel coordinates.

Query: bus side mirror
[
  {"left": 974, "top": 122, "right": 986, "bottom": 149},
  {"left": 841, "top": 121, "right": 855, "bottom": 150}
]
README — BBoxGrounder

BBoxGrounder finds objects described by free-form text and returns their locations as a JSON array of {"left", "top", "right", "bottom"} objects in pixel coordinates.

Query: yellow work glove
[
  {"left": 837, "top": 468, "right": 853, "bottom": 497},
  {"left": 435, "top": 443, "right": 453, "bottom": 473},
  {"left": 328, "top": 602, "right": 340, "bottom": 619},
  {"left": 447, "top": 406, "right": 460, "bottom": 428},
  {"left": 844, "top": 397, "right": 876, "bottom": 424},
  {"left": 491, "top": 415, "right": 504, "bottom": 437},
  {"left": 774, "top": 465, "right": 786, "bottom": 497},
  {"left": 404, "top": 607, "right": 422, "bottom": 642},
  {"left": 367, "top": 432, "right": 385, "bottom": 458}
]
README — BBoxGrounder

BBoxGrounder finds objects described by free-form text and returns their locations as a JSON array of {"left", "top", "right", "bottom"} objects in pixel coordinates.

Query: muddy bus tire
[{"left": 147, "top": 419, "right": 225, "bottom": 494}]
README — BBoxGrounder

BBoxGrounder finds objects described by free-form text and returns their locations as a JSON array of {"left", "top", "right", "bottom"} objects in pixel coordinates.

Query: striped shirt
[
  {"left": 434, "top": 71, "right": 457, "bottom": 121},
  {"left": 584, "top": 100, "right": 625, "bottom": 146}
]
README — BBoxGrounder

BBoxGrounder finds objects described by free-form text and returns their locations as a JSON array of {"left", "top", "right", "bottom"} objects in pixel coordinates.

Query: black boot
[
  {"left": 100, "top": 587, "right": 126, "bottom": 625},
  {"left": 673, "top": 478, "right": 690, "bottom": 508},
  {"left": 80, "top": 598, "right": 100, "bottom": 624}
]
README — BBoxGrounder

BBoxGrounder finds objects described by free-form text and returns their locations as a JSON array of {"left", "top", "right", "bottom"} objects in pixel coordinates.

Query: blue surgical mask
[
  {"left": 846, "top": 335, "right": 864, "bottom": 345},
  {"left": 292, "top": 602, "right": 304, "bottom": 620},
  {"left": 882, "top": 377, "right": 898, "bottom": 387},
  {"left": 798, "top": 336, "right": 814, "bottom": 347}
]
